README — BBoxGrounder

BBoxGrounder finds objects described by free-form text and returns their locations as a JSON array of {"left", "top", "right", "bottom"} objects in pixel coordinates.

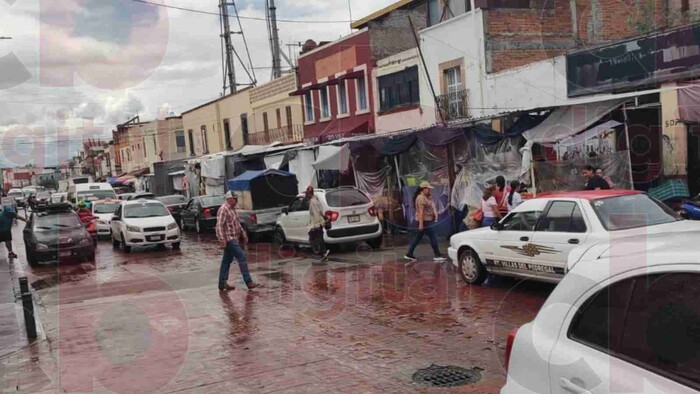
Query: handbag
[
  {"left": 472, "top": 208, "right": 484, "bottom": 222},
  {"left": 323, "top": 218, "right": 332, "bottom": 231}
]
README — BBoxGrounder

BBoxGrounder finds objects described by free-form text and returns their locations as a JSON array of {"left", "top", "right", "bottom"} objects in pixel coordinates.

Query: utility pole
[
  {"left": 268, "top": 0, "right": 282, "bottom": 79},
  {"left": 0, "top": 37, "right": 12, "bottom": 40},
  {"left": 220, "top": 0, "right": 237, "bottom": 94}
]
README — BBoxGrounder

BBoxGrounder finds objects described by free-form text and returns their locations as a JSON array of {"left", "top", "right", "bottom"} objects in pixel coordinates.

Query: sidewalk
[{"left": 0, "top": 254, "right": 30, "bottom": 359}]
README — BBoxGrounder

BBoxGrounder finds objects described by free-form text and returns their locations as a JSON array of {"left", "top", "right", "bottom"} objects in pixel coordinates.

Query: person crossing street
[
  {"left": 215, "top": 191, "right": 259, "bottom": 291},
  {"left": 0, "top": 204, "right": 25, "bottom": 259},
  {"left": 306, "top": 186, "right": 330, "bottom": 262}
]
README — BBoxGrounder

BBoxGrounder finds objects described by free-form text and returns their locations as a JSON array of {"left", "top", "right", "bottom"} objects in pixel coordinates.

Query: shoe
[
  {"left": 246, "top": 282, "right": 260, "bottom": 290},
  {"left": 433, "top": 256, "right": 447, "bottom": 262},
  {"left": 321, "top": 250, "right": 330, "bottom": 262},
  {"left": 8, "top": 252, "right": 17, "bottom": 259},
  {"left": 218, "top": 282, "right": 235, "bottom": 291},
  {"left": 404, "top": 255, "right": 417, "bottom": 262}
]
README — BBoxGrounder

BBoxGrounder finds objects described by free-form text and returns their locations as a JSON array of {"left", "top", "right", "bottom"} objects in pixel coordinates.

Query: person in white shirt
[
  {"left": 507, "top": 180, "right": 523, "bottom": 212},
  {"left": 481, "top": 184, "right": 502, "bottom": 227}
]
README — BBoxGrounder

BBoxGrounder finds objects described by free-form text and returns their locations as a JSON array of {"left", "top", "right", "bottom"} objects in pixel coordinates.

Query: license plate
[
  {"left": 148, "top": 235, "right": 163, "bottom": 242},
  {"left": 59, "top": 251, "right": 71, "bottom": 258},
  {"left": 347, "top": 215, "right": 361, "bottom": 223}
]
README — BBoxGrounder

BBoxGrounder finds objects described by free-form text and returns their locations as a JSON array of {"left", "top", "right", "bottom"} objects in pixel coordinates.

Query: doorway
[{"left": 688, "top": 125, "right": 700, "bottom": 196}]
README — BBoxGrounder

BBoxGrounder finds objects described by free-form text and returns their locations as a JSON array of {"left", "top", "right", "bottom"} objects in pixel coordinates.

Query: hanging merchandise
[
  {"left": 355, "top": 166, "right": 393, "bottom": 200},
  {"left": 288, "top": 149, "right": 317, "bottom": 193},
  {"left": 534, "top": 150, "right": 633, "bottom": 192}
]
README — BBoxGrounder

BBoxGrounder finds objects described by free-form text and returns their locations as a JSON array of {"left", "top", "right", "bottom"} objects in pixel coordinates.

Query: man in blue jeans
[{"left": 215, "top": 191, "right": 259, "bottom": 291}]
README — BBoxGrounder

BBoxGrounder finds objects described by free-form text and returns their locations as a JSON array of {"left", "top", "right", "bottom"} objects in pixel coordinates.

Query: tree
[{"left": 38, "top": 178, "right": 59, "bottom": 191}]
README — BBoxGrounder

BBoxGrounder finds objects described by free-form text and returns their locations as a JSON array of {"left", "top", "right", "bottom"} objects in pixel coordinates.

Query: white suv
[
  {"left": 111, "top": 200, "right": 181, "bottom": 253},
  {"left": 502, "top": 232, "right": 700, "bottom": 393},
  {"left": 274, "top": 187, "right": 383, "bottom": 251}
]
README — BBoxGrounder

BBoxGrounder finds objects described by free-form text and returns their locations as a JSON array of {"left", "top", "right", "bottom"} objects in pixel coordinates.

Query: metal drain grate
[{"left": 412, "top": 364, "right": 482, "bottom": 387}]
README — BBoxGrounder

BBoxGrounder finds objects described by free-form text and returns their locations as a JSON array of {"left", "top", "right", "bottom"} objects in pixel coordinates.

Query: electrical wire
[{"left": 128, "top": 0, "right": 353, "bottom": 24}]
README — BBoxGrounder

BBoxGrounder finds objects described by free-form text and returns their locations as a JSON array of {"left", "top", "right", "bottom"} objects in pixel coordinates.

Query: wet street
[{"left": 2, "top": 224, "right": 553, "bottom": 393}]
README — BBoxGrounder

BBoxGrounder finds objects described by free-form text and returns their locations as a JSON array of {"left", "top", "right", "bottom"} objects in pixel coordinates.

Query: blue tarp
[{"left": 227, "top": 169, "right": 294, "bottom": 191}]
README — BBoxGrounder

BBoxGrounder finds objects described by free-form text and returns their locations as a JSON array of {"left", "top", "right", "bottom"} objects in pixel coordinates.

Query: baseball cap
[
  {"left": 419, "top": 181, "right": 434, "bottom": 189},
  {"left": 225, "top": 191, "right": 240, "bottom": 199}
]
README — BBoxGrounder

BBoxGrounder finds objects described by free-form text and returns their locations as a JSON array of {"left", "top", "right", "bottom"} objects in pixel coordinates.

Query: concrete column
[{"left": 660, "top": 82, "right": 687, "bottom": 178}]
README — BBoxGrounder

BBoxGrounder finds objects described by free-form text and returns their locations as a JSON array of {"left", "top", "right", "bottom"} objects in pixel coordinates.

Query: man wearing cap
[
  {"left": 306, "top": 186, "right": 330, "bottom": 261},
  {"left": 215, "top": 191, "right": 258, "bottom": 291},
  {"left": 0, "top": 204, "right": 25, "bottom": 259},
  {"left": 404, "top": 181, "right": 446, "bottom": 262}
]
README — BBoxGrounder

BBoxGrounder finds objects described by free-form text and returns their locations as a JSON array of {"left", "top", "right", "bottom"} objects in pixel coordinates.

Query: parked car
[
  {"left": 180, "top": 195, "right": 225, "bottom": 233},
  {"left": 156, "top": 195, "right": 188, "bottom": 224},
  {"left": 128, "top": 192, "right": 155, "bottom": 201},
  {"left": 22, "top": 203, "right": 95, "bottom": 266},
  {"left": 7, "top": 189, "right": 24, "bottom": 208},
  {"left": 274, "top": 187, "right": 383, "bottom": 253},
  {"left": 118, "top": 193, "right": 135, "bottom": 201},
  {"left": 91, "top": 199, "right": 120, "bottom": 238},
  {"left": 448, "top": 190, "right": 700, "bottom": 285},
  {"left": 502, "top": 232, "right": 700, "bottom": 394},
  {"left": 111, "top": 200, "right": 181, "bottom": 252},
  {"left": 68, "top": 183, "right": 117, "bottom": 205},
  {"left": 35, "top": 191, "right": 51, "bottom": 203}
]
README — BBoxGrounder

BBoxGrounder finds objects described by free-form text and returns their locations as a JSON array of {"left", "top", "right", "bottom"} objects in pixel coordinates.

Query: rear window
[
  {"left": 34, "top": 213, "right": 83, "bottom": 230},
  {"left": 78, "top": 190, "right": 117, "bottom": 202},
  {"left": 157, "top": 195, "right": 187, "bottom": 205},
  {"left": 201, "top": 196, "right": 224, "bottom": 207},
  {"left": 93, "top": 203, "right": 119, "bottom": 214},
  {"left": 591, "top": 194, "right": 681, "bottom": 231},
  {"left": 325, "top": 189, "right": 370, "bottom": 208}
]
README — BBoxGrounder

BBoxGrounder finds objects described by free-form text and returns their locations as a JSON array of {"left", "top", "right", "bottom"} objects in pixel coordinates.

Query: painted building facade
[{"left": 248, "top": 74, "right": 304, "bottom": 145}]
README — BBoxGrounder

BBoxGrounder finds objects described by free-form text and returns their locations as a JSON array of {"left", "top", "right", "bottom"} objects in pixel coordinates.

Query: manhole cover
[{"left": 412, "top": 364, "right": 482, "bottom": 387}]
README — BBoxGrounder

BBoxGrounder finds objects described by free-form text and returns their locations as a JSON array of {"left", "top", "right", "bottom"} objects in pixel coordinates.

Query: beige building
[
  {"left": 248, "top": 74, "right": 304, "bottom": 145},
  {"left": 157, "top": 116, "right": 186, "bottom": 162},
  {"left": 118, "top": 123, "right": 146, "bottom": 174},
  {"left": 182, "top": 89, "right": 254, "bottom": 157}
]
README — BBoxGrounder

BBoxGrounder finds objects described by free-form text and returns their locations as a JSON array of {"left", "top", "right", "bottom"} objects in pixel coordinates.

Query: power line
[{"left": 128, "top": 0, "right": 353, "bottom": 24}]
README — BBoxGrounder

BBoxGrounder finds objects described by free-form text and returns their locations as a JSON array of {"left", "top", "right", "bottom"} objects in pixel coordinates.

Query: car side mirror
[
  {"left": 282, "top": 207, "right": 289, "bottom": 215},
  {"left": 112, "top": 215, "right": 120, "bottom": 221},
  {"left": 490, "top": 222, "right": 502, "bottom": 231}
]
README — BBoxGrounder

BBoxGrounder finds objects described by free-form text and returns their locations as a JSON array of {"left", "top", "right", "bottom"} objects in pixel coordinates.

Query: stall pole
[
  {"left": 447, "top": 145, "right": 457, "bottom": 234},
  {"left": 393, "top": 155, "right": 406, "bottom": 229},
  {"left": 531, "top": 163, "right": 537, "bottom": 197},
  {"left": 622, "top": 103, "right": 634, "bottom": 189}
]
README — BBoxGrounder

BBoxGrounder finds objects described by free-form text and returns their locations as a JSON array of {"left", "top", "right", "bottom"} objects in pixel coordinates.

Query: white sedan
[
  {"left": 448, "top": 190, "right": 700, "bottom": 284},
  {"left": 111, "top": 200, "right": 181, "bottom": 253},
  {"left": 502, "top": 232, "right": 700, "bottom": 393}
]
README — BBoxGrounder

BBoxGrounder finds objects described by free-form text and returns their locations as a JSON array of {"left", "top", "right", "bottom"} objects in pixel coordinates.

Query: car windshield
[
  {"left": 93, "top": 203, "right": 119, "bottom": 214},
  {"left": 201, "top": 196, "right": 224, "bottom": 207},
  {"left": 157, "top": 195, "right": 187, "bottom": 205},
  {"left": 124, "top": 202, "right": 170, "bottom": 218},
  {"left": 34, "top": 213, "right": 83, "bottom": 230},
  {"left": 8, "top": 192, "right": 22, "bottom": 197},
  {"left": 78, "top": 190, "right": 117, "bottom": 202},
  {"left": 51, "top": 195, "right": 66, "bottom": 203},
  {"left": 36, "top": 192, "right": 50, "bottom": 199},
  {"left": 591, "top": 194, "right": 682, "bottom": 231},
  {"left": 325, "top": 189, "right": 370, "bottom": 208}
]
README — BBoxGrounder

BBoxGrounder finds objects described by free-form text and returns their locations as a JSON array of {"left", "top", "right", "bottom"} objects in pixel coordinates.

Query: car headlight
[
  {"left": 78, "top": 238, "right": 92, "bottom": 246},
  {"left": 126, "top": 225, "right": 140, "bottom": 233},
  {"left": 167, "top": 222, "right": 178, "bottom": 230},
  {"left": 97, "top": 220, "right": 107, "bottom": 225},
  {"left": 36, "top": 243, "right": 49, "bottom": 251}
]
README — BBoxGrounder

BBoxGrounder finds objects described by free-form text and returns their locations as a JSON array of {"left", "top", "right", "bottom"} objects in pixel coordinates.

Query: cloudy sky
[{"left": 0, "top": 0, "right": 395, "bottom": 167}]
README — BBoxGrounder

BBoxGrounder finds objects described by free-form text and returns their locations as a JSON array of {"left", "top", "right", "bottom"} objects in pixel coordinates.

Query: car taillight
[
  {"left": 325, "top": 210, "right": 339, "bottom": 222},
  {"left": 504, "top": 328, "right": 518, "bottom": 374},
  {"left": 368, "top": 206, "right": 376, "bottom": 217},
  {"left": 250, "top": 213, "right": 257, "bottom": 223},
  {"left": 203, "top": 208, "right": 211, "bottom": 218},
  {"left": 167, "top": 206, "right": 173, "bottom": 212}
]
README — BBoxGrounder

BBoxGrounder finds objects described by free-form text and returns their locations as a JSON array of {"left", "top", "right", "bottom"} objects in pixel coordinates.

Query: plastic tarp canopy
[
  {"left": 227, "top": 170, "right": 298, "bottom": 210},
  {"left": 200, "top": 156, "right": 226, "bottom": 179},
  {"left": 678, "top": 81, "right": 700, "bottom": 123},
  {"left": 288, "top": 149, "right": 317, "bottom": 193},
  {"left": 312, "top": 144, "right": 350, "bottom": 171},
  {"left": 227, "top": 169, "right": 294, "bottom": 191},
  {"left": 534, "top": 150, "right": 633, "bottom": 193},
  {"left": 264, "top": 154, "right": 285, "bottom": 170},
  {"left": 554, "top": 120, "right": 622, "bottom": 148},
  {"left": 520, "top": 98, "right": 626, "bottom": 176}
]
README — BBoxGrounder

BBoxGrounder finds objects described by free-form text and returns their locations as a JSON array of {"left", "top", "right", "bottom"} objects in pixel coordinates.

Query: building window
[
  {"left": 337, "top": 81, "right": 348, "bottom": 115},
  {"left": 175, "top": 131, "right": 186, "bottom": 153},
  {"left": 285, "top": 106, "right": 293, "bottom": 128},
  {"left": 200, "top": 125, "right": 209, "bottom": 154},
  {"left": 240, "top": 113, "right": 249, "bottom": 145},
  {"left": 304, "top": 91, "right": 314, "bottom": 122},
  {"left": 443, "top": 66, "right": 466, "bottom": 119},
  {"left": 276, "top": 108, "right": 282, "bottom": 129},
  {"left": 356, "top": 74, "right": 368, "bottom": 111},
  {"left": 263, "top": 112, "right": 269, "bottom": 132},
  {"left": 187, "top": 129, "right": 195, "bottom": 155},
  {"left": 427, "top": 0, "right": 471, "bottom": 26},
  {"left": 223, "top": 119, "right": 232, "bottom": 149},
  {"left": 378, "top": 66, "right": 419, "bottom": 113},
  {"left": 320, "top": 87, "right": 330, "bottom": 119}
]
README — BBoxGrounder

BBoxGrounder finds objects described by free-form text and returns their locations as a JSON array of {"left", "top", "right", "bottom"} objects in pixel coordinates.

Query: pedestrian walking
[
  {"left": 582, "top": 164, "right": 611, "bottom": 190},
  {"left": 481, "top": 185, "right": 502, "bottom": 227},
  {"left": 404, "top": 182, "right": 446, "bottom": 262},
  {"left": 507, "top": 180, "right": 523, "bottom": 212},
  {"left": 306, "top": 186, "right": 330, "bottom": 262},
  {"left": 595, "top": 167, "right": 614, "bottom": 189},
  {"left": 0, "top": 204, "right": 26, "bottom": 259},
  {"left": 215, "top": 191, "right": 259, "bottom": 291}
]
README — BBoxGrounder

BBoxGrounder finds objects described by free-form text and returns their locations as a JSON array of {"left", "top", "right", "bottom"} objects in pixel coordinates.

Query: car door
[
  {"left": 284, "top": 197, "right": 310, "bottom": 242},
  {"left": 110, "top": 205, "right": 123, "bottom": 237},
  {"left": 548, "top": 269, "right": 700, "bottom": 394},
  {"left": 485, "top": 210, "right": 542, "bottom": 273},
  {"left": 528, "top": 200, "right": 590, "bottom": 276},
  {"left": 181, "top": 199, "right": 195, "bottom": 226}
]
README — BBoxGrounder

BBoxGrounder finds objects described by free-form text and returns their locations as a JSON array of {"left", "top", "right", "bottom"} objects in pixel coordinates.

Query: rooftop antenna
[{"left": 219, "top": 0, "right": 257, "bottom": 95}]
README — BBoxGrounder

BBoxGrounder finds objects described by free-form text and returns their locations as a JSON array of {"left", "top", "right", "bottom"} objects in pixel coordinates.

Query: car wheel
[
  {"left": 458, "top": 248, "right": 487, "bottom": 285},
  {"left": 121, "top": 234, "right": 131, "bottom": 253},
  {"left": 26, "top": 250, "right": 38, "bottom": 267},
  {"left": 273, "top": 227, "right": 286, "bottom": 245},
  {"left": 366, "top": 235, "right": 383, "bottom": 250},
  {"left": 180, "top": 218, "right": 187, "bottom": 230},
  {"left": 195, "top": 219, "right": 202, "bottom": 233},
  {"left": 156, "top": 244, "right": 167, "bottom": 251},
  {"left": 88, "top": 250, "right": 96, "bottom": 262},
  {"left": 112, "top": 235, "right": 120, "bottom": 249},
  {"left": 172, "top": 242, "right": 181, "bottom": 250}
]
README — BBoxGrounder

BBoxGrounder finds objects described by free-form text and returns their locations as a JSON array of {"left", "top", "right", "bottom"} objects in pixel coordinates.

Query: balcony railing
[
  {"left": 436, "top": 89, "right": 470, "bottom": 122},
  {"left": 247, "top": 124, "right": 304, "bottom": 146}
]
